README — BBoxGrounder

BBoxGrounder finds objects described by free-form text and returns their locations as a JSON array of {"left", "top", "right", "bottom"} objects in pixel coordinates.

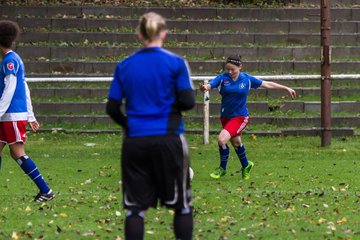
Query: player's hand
[
  {"left": 288, "top": 88, "right": 297, "bottom": 99},
  {"left": 29, "top": 121, "right": 40, "bottom": 132},
  {"left": 199, "top": 83, "right": 208, "bottom": 93}
]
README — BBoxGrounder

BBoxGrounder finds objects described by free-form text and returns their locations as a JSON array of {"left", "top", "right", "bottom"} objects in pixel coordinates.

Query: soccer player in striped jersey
[
  {"left": 200, "top": 54, "right": 296, "bottom": 180},
  {"left": 106, "top": 12, "right": 195, "bottom": 240},
  {"left": 0, "top": 20, "right": 55, "bottom": 202}
]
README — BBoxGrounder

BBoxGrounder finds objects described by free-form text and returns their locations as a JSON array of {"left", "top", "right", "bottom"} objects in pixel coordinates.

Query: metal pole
[
  {"left": 320, "top": 0, "right": 332, "bottom": 146},
  {"left": 203, "top": 80, "right": 210, "bottom": 144}
]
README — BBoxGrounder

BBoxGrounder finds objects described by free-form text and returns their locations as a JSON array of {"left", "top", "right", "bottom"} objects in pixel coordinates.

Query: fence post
[{"left": 203, "top": 79, "right": 210, "bottom": 144}]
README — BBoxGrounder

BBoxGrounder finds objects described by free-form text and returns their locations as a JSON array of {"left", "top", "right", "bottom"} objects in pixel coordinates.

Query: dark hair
[
  {"left": 225, "top": 54, "right": 242, "bottom": 67},
  {"left": 0, "top": 20, "right": 20, "bottom": 49},
  {"left": 137, "top": 12, "right": 166, "bottom": 42}
]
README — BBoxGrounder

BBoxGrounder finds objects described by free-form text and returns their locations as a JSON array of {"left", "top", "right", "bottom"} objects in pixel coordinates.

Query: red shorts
[
  {"left": 220, "top": 116, "right": 250, "bottom": 137},
  {"left": 0, "top": 121, "right": 28, "bottom": 145}
]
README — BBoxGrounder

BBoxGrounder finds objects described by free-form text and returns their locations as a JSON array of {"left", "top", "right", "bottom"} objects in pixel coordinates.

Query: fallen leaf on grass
[
  {"left": 327, "top": 221, "right": 336, "bottom": 231},
  {"left": 11, "top": 232, "right": 19, "bottom": 240},
  {"left": 81, "top": 179, "right": 92, "bottom": 185},
  {"left": 336, "top": 216, "right": 347, "bottom": 225},
  {"left": 318, "top": 218, "right": 327, "bottom": 224},
  {"left": 285, "top": 205, "right": 295, "bottom": 213},
  {"left": 108, "top": 194, "right": 117, "bottom": 201},
  {"left": 251, "top": 134, "right": 257, "bottom": 140},
  {"left": 84, "top": 143, "right": 96, "bottom": 147},
  {"left": 82, "top": 230, "right": 95, "bottom": 236}
]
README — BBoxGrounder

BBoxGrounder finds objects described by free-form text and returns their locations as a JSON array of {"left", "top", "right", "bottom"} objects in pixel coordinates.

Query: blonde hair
[{"left": 137, "top": 12, "right": 166, "bottom": 42}]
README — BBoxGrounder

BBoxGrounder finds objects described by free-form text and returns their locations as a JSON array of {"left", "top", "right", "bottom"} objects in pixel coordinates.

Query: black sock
[
  {"left": 174, "top": 208, "right": 193, "bottom": 240},
  {"left": 125, "top": 211, "right": 144, "bottom": 240}
]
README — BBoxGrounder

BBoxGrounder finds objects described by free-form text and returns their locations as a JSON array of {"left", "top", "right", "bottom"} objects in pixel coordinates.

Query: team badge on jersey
[
  {"left": 223, "top": 79, "right": 230, "bottom": 86},
  {"left": 239, "top": 83, "right": 245, "bottom": 89},
  {"left": 7, "top": 62, "right": 14, "bottom": 71}
]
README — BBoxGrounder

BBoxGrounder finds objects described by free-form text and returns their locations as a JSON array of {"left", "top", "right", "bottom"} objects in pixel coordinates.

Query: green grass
[
  {"left": 33, "top": 115, "right": 358, "bottom": 133},
  {"left": 0, "top": 133, "right": 359, "bottom": 239},
  {"left": 38, "top": 122, "right": 119, "bottom": 131}
]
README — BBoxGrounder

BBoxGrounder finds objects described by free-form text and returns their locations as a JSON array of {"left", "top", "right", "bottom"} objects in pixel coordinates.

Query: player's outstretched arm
[{"left": 260, "top": 80, "right": 297, "bottom": 99}]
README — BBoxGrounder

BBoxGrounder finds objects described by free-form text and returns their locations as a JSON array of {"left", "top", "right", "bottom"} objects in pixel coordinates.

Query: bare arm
[{"left": 260, "top": 80, "right": 297, "bottom": 99}]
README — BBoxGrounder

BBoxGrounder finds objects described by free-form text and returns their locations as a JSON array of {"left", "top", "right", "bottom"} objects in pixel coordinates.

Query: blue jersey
[
  {"left": 209, "top": 72, "right": 263, "bottom": 118},
  {"left": 108, "top": 47, "right": 193, "bottom": 137},
  {"left": 0, "top": 51, "right": 28, "bottom": 121}
]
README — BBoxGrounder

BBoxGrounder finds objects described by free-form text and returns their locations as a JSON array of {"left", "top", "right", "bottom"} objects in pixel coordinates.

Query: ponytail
[{"left": 137, "top": 12, "right": 166, "bottom": 42}]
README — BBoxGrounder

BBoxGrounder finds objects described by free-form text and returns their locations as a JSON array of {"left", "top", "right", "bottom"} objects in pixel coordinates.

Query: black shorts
[{"left": 121, "top": 134, "right": 192, "bottom": 211}]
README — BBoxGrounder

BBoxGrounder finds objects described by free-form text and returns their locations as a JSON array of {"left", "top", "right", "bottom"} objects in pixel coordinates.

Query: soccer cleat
[
  {"left": 242, "top": 161, "right": 254, "bottom": 180},
  {"left": 34, "top": 189, "right": 55, "bottom": 202},
  {"left": 210, "top": 167, "right": 226, "bottom": 179}
]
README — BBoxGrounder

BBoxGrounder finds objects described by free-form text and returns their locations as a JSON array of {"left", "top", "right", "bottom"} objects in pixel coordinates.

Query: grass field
[{"left": 0, "top": 133, "right": 359, "bottom": 239}]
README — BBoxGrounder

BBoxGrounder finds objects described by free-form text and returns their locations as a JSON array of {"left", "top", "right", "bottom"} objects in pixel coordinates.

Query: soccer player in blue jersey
[
  {"left": 0, "top": 20, "right": 55, "bottom": 202},
  {"left": 106, "top": 12, "right": 195, "bottom": 240},
  {"left": 200, "top": 54, "right": 296, "bottom": 180}
]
